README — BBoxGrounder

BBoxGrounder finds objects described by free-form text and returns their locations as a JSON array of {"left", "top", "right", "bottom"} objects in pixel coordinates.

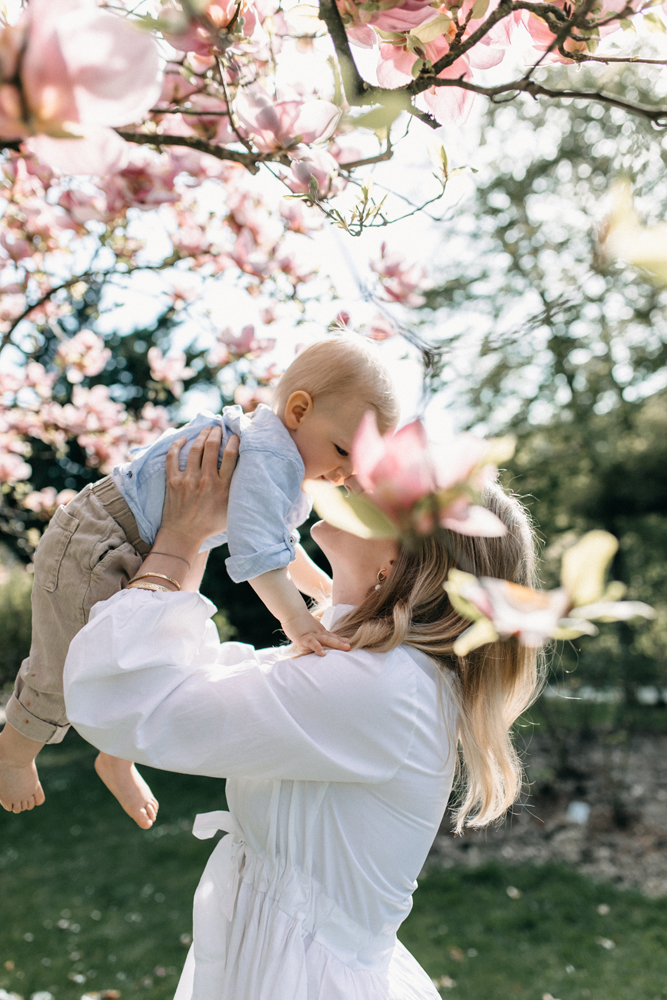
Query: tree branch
[
  {"left": 317, "top": 0, "right": 369, "bottom": 101},
  {"left": 113, "top": 130, "right": 292, "bottom": 172},
  {"left": 420, "top": 75, "right": 667, "bottom": 125}
]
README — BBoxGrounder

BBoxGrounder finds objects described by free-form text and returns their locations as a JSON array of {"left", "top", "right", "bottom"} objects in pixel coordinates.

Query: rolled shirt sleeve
[
  {"left": 63, "top": 590, "right": 419, "bottom": 784},
  {"left": 224, "top": 443, "right": 306, "bottom": 583}
]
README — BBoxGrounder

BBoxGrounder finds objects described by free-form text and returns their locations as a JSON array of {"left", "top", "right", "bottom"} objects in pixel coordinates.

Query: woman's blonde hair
[
  {"left": 273, "top": 336, "right": 399, "bottom": 434},
  {"left": 330, "top": 483, "right": 544, "bottom": 833}
]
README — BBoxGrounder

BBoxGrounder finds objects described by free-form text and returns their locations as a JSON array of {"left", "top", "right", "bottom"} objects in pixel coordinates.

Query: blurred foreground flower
[
  {"left": 600, "top": 180, "right": 667, "bottom": 285},
  {"left": 307, "top": 413, "right": 513, "bottom": 542},
  {"left": 445, "top": 530, "right": 655, "bottom": 656},
  {"left": 0, "top": 0, "right": 162, "bottom": 174}
]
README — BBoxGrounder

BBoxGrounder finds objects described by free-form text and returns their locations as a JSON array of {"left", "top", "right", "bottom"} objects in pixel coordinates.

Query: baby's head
[{"left": 273, "top": 336, "right": 399, "bottom": 484}]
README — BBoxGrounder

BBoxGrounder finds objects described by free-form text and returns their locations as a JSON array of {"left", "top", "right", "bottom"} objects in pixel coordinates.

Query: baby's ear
[{"left": 284, "top": 391, "right": 314, "bottom": 429}]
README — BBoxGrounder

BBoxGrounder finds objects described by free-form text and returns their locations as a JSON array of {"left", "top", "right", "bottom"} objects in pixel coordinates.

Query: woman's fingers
[
  {"left": 186, "top": 426, "right": 214, "bottom": 472},
  {"left": 218, "top": 434, "right": 239, "bottom": 483},
  {"left": 165, "top": 436, "right": 188, "bottom": 481},
  {"left": 200, "top": 424, "right": 223, "bottom": 475}
]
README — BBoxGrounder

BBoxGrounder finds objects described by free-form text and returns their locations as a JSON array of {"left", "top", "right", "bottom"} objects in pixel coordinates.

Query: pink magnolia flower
[
  {"left": 370, "top": 242, "right": 427, "bottom": 307},
  {"left": 55, "top": 329, "right": 111, "bottom": 383},
  {"left": 23, "top": 486, "right": 76, "bottom": 516},
  {"left": 1, "top": 0, "right": 163, "bottom": 175},
  {"left": 445, "top": 570, "right": 573, "bottom": 651},
  {"left": 0, "top": 449, "right": 31, "bottom": 484},
  {"left": 23, "top": 362, "right": 57, "bottom": 399},
  {"left": 366, "top": 312, "right": 397, "bottom": 341},
  {"left": 178, "top": 94, "right": 237, "bottom": 145},
  {"left": 288, "top": 149, "right": 341, "bottom": 198},
  {"left": 234, "top": 383, "right": 274, "bottom": 412},
  {"left": 58, "top": 188, "right": 107, "bottom": 224},
  {"left": 102, "top": 155, "right": 181, "bottom": 214},
  {"left": 279, "top": 199, "right": 320, "bottom": 234},
  {"left": 148, "top": 346, "right": 196, "bottom": 398},
  {"left": 234, "top": 89, "right": 341, "bottom": 154},
  {"left": 352, "top": 412, "right": 508, "bottom": 537},
  {"left": 217, "top": 325, "right": 276, "bottom": 358},
  {"left": 161, "top": 0, "right": 258, "bottom": 55}
]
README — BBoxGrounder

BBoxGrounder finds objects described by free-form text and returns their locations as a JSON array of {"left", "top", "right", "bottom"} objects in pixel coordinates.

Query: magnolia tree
[{"left": 0, "top": 0, "right": 665, "bottom": 648}]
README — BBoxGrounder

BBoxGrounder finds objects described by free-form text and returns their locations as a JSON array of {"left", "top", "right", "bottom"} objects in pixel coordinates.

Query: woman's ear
[{"left": 283, "top": 391, "right": 314, "bottom": 430}]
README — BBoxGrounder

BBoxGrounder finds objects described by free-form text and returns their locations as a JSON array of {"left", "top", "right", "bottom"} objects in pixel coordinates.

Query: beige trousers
[{"left": 5, "top": 477, "right": 150, "bottom": 744}]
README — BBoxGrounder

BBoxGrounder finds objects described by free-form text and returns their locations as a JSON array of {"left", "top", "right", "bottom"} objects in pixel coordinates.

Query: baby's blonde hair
[{"left": 273, "top": 336, "right": 399, "bottom": 434}]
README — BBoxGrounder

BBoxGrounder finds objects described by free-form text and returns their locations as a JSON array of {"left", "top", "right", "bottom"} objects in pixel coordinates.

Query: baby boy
[{"left": 0, "top": 337, "right": 398, "bottom": 828}]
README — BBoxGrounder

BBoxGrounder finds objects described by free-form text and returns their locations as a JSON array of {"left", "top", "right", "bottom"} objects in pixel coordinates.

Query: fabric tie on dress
[{"left": 193, "top": 810, "right": 245, "bottom": 921}]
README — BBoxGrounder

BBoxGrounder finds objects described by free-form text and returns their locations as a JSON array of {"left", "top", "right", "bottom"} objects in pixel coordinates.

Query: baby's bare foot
[
  {"left": 0, "top": 757, "right": 45, "bottom": 813},
  {"left": 94, "top": 752, "right": 159, "bottom": 829}
]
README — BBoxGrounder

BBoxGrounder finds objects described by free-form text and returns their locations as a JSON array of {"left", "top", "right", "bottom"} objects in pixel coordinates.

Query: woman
[{"left": 63, "top": 425, "right": 541, "bottom": 1000}]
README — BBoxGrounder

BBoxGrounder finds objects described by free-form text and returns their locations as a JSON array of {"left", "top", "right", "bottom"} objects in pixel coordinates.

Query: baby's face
[{"left": 292, "top": 398, "right": 369, "bottom": 485}]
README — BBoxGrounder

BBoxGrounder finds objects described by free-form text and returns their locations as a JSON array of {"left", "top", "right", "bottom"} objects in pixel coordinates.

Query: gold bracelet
[
  {"left": 128, "top": 572, "right": 181, "bottom": 591},
  {"left": 150, "top": 551, "right": 191, "bottom": 570},
  {"left": 127, "top": 581, "right": 171, "bottom": 592}
]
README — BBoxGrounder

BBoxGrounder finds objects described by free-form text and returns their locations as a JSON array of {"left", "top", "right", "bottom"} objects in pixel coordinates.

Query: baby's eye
[{"left": 335, "top": 445, "right": 348, "bottom": 457}]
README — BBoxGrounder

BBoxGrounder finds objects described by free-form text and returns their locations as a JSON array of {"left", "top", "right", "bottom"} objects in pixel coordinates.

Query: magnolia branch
[
  {"left": 421, "top": 76, "right": 667, "bottom": 125},
  {"left": 113, "top": 130, "right": 292, "bottom": 172}
]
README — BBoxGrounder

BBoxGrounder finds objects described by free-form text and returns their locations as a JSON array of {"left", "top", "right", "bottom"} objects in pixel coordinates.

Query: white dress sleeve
[{"left": 63, "top": 590, "right": 419, "bottom": 784}]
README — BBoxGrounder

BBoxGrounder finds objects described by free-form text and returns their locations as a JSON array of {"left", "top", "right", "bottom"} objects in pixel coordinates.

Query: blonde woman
[{"left": 63, "top": 426, "right": 542, "bottom": 1000}]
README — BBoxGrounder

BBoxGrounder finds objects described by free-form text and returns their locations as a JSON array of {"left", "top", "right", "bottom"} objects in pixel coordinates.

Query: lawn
[{"left": 1, "top": 732, "right": 666, "bottom": 1000}]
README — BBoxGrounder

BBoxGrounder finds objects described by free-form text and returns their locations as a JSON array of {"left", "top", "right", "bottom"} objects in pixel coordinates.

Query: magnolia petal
[
  {"left": 572, "top": 600, "right": 656, "bottom": 622},
  {"left": 307, "top": 480, "right": 398, "bottom": 540},
  {"left": 25, "top": 126, "right": 130, "bottom": 175},
  {"left": 352, "top": 411, "right": 388, "bottom": 492},
  {"left": 440, "top": 503, "right": 507, "bottom": 537},
  {"left": 553, "top": 618, "right": 600, "bottom": 640},
  {"left": 453, "top": 617, "right": 499, "bottom": 657},
  {"left": 444, "top": 568, "right": 491, "bottom": 622},
  {"left": 560, "top": 530, "right": 618, "bottom": 607},
  {"left": 53, "top": 8, "right": 163, "bottom": 127}
]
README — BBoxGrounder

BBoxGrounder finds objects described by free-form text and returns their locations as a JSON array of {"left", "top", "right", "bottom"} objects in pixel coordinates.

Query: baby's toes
[{"left": 145, "top": 799, "right": 158, "bottom": 822}]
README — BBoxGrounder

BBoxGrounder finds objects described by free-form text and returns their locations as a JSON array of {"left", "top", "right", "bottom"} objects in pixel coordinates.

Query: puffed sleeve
[
  {"left": 224, "top": 445, "right": 304, "bottom": 582},
  {"left": 63, "top": 590, "right": 419, "bottom": 784}
]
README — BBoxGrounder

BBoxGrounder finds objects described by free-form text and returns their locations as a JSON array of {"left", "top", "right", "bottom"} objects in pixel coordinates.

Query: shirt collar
[{"left": 320, "top": 603, "right": 356, "bottom": 630}]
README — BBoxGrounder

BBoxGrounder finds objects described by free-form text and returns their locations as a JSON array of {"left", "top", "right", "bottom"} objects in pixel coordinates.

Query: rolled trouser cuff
[{"left": 4, "top": 691, "right": 70, "bottom": 744}]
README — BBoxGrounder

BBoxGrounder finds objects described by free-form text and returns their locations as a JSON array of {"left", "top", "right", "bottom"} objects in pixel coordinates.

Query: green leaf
[
  {"left": 307, "top": 481, "right": 398, "bottom": 539},
  {"left": 410, "top": 13, "right": 451, "bottom": 43},
  {"left": 644, "top": 11, "right": 666, "bottom": 31},
  {"left": 453, "top": 618, "right": 499, "bottom": 656},
  {"left": 560, "top": 530, "right": 618, "bottom": 607},
  {"left": 619, "top": 18, "right": 636, "bottom": 30},
  {"left": 443, "top": 568, "right": 485, "bottom": 622},
  {"left": 471, "top": 0, "right": 489, "bottom": 18}
]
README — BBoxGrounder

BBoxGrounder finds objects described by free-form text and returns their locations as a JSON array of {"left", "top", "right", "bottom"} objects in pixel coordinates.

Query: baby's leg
[
  {"left": 94, "top": 753, "right": 158, "bottom": 829},
  {"left": 0, "top": 724, "right": 45, "bottom": 813}
]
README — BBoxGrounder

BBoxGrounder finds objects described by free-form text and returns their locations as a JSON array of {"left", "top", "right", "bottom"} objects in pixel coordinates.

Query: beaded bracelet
[
  {"left": 128, "top": 572, "right": 181, "bottom": 591},
  {"left": 127, "top": 581, "right": 171, "bottom": 593}
]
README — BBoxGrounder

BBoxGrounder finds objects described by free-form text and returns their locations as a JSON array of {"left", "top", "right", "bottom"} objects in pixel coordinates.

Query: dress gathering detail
[{"left": 63, "top": 590, "right": 459, "bottom": 1000}]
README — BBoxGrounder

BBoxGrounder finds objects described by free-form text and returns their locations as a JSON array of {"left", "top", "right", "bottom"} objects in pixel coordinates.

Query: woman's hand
[{"left": 156, "top": 427, "right": 239, "bottom": 560}]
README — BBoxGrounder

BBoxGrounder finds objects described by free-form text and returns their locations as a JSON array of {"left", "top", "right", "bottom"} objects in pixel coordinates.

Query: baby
[{"left": 0, "top": 337, "right": 398, "bottom": 828}]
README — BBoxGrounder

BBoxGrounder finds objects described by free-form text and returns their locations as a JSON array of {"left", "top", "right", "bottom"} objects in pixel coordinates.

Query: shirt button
[{"left": 289, "top": 535, "right": 295, "bottom": 544}]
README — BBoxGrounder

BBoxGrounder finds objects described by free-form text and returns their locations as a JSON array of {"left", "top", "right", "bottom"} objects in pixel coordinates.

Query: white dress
[{"left": 63, "top": 591, "right": 459, "bottom": 1000}]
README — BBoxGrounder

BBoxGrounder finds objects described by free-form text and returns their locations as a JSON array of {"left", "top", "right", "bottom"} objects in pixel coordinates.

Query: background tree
[{"left": 422, "top": 63, "right": 667, "bottom": 715}]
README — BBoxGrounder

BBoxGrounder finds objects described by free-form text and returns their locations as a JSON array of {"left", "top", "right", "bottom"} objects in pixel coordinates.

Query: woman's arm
[{"left": 63, "top": 589, "right": 419, "bottom": 785}]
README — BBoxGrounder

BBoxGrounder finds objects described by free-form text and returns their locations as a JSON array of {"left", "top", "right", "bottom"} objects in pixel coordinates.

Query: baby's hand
[{"left": 281, "top": 609, "right": 351, "bottom": 657}]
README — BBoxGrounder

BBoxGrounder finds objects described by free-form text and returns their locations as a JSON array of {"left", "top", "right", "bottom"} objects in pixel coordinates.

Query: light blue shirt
[{"left": 112, "top": 405, "right": 312, "bottom": 583}]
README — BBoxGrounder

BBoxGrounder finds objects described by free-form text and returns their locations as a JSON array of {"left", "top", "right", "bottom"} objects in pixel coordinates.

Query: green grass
[{"left": 1, "top": 733, "right": 667, "bottom": 1000}]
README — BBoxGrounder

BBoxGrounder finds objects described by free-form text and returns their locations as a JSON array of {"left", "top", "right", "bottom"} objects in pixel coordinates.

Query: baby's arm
[
  {"left": 249, "top": 569, "right": 349, "bottom": 656},
  {"left": 288, "top": 543, "right": 332, "bottom": 600}
]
